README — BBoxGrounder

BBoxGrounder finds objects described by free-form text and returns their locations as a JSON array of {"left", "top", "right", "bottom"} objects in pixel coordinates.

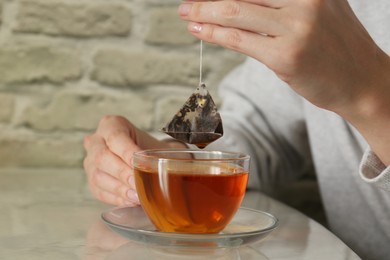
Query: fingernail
[
  {"left": 127, "top": 190, "right": 139, "bottom": 202},
  {"left": 128, "top": 175, "right": 135, "bottom": 189},
  {"left": 178, "top": 3, "right": 192, "bottom": 16},
  {"left": 189, "top": 22, "right": 202, "bottom": 33}
]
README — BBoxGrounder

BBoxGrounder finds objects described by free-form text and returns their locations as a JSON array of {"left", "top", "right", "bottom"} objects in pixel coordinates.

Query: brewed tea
[{"left": 134, "top": 164, "right": 248, "bottom": 234}]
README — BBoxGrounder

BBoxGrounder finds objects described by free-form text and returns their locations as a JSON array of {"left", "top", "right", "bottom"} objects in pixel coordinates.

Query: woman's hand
[
  {"left": 179, "top": 0, "right": 388, "bottom": 110},
  {"left": 83, "top": 115, "right": 186, "bottom": 206},
  {"left": 179, "top": 0, "right": 390, "bottom": 165}
]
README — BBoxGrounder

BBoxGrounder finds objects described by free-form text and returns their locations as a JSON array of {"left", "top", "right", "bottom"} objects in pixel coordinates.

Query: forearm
[{"left": 337, "top": 48, "right": 390, "bottom": 166}]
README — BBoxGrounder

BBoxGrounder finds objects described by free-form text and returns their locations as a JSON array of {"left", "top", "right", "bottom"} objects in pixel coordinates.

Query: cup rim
[{"left": 133, "top": 149, "right": 250, "bottom": 162}]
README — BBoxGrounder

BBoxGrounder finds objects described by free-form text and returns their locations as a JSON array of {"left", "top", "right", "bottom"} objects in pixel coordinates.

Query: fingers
[
  {"left": 85, "top": 133, "right": 134, "bottom": 185},
  {"left": 93, "top": 185, "right": 138, "bottom": 207},
  {"left": 178, "top": 0, "right": 285, "bottom": 63},
  {"left": 187, "top": 22, "right": 276, "bottom": 65},
  {"left": 179, "top": 1, "right": 284, "bottom": 36},
  {"left": 83, "top": 116, "right": 142, "bottom": 206},
  {"left": 88, "top": 168, "right": 139, "bottom": 206},
  {"left": 83, "top": 115, "right": 178, "bottom": 207},
  {"left": 84, "top": 143, "right": 140, "bottom": 206},
  {"left": 96, "top": 115, "right": 140, "bottom": 163}
]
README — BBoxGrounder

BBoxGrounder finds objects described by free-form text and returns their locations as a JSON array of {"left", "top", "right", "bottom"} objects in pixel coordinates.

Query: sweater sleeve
[{"left": 360, "top": 149, "right": 390, "bottom": 191}]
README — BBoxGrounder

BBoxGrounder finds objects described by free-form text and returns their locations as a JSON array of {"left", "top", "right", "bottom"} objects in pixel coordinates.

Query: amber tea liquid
[{"left": 134, "top": 164, "right": 248, "bottom": 233}]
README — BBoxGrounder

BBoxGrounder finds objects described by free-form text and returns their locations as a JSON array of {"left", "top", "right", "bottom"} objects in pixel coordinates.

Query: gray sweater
[{"left": 207, "top": 2, "right": 390, "bottom": 258}]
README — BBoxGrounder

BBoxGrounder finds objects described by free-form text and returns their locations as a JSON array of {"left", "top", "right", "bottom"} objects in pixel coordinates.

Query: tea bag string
[{"left": 199, "top": 40, "right": 203, "bottom": 85}]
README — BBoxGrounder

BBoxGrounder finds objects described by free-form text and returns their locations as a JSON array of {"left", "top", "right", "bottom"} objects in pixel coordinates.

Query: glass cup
[{"left": 133, "top": 149, "right": 250, "bottom": 234}]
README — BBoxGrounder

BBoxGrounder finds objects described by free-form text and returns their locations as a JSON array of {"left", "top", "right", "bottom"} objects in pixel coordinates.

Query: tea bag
[
  {"left": 162, "top": 41, "right": 223, "bottom": 148},
  {"left": 162, "top": 83, "right": 223, "bottom": 148}
]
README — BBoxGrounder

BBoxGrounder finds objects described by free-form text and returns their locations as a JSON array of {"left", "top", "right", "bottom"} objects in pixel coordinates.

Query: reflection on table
[{"left": 0, "top": 169, "right": 361, "bottom": 259}]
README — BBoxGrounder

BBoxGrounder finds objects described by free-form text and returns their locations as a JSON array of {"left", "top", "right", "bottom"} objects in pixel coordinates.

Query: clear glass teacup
[{"left": 133, "top": 149, "right": 250, "bottom": 234}]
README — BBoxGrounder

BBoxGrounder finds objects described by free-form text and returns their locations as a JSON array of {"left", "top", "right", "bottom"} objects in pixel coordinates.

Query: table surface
[{"left": 0, "top": 169, "right": 361, "bottom": 260}]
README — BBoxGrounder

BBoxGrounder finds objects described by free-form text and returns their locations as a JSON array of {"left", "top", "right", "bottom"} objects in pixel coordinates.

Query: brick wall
[{"left": 0, "top": 0, "right": 245, "bottom": 168}]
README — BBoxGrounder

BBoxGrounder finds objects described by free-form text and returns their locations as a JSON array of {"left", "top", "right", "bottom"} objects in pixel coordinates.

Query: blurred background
[{"left": 0, "top": 0, "right": 245, "bottom": 169}]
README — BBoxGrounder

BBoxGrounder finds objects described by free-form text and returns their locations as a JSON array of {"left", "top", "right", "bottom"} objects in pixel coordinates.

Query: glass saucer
[{"left": 101, "top": 206, "right": 278, "bottom": 248}]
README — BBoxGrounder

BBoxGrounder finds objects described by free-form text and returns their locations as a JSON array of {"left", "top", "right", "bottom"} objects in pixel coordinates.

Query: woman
[{"left": 84, "top": 1, "right": 390, "bottom": 259}]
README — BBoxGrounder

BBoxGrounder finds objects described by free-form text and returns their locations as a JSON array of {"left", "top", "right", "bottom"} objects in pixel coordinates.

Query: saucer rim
[{"left": 101, "top": 206, "right": 279, "bottom": 239}]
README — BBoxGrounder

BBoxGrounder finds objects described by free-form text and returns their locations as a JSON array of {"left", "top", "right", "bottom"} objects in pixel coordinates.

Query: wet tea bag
[
  {"left": 162, "top": 41, "right": 223, "bottom": 148},
  {"left": 162, "top": 83, "right": 223, "bottom": 148}
]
